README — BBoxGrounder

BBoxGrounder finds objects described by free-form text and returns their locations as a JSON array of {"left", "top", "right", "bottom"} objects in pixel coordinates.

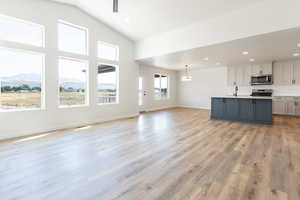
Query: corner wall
[{"left": 0, "top": 0, "right": 139, "bottom": 140}]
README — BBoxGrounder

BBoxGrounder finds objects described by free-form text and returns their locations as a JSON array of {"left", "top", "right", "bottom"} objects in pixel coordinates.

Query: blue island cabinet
[{"left": 211, "top": 97, "right": 272, "bottom": 125}]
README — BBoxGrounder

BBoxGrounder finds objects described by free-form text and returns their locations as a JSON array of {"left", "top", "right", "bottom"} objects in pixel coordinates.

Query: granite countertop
[{"left": 212, "top": 95, "right": 273, "bottom": 100}]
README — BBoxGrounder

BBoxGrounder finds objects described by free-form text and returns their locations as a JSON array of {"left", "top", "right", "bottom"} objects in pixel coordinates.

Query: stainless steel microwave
[{"left": 251, "top": 75, "right": 273, "bottom": 85}]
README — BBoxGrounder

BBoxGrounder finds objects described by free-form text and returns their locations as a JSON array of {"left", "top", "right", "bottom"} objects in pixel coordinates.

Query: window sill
[
  {"left": 0, "top": 107, "right": 45, "bottom": 113},
  {"left": 97, "top": 102, "right": 119, "bottom": 106},
  {"left": 59, "top": 104, "right": 89, "bottom": 109}
]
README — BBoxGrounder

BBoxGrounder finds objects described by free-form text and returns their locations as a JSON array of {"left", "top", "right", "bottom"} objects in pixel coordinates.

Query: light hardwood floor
[{"left": 0, "top": 108, "right": 300, "bottom": 200}]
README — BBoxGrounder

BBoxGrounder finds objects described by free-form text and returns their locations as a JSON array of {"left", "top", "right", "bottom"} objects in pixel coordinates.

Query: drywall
[
  {"left": 177, "top": 67, "right": 227, "bottom": 109},
  {"left": 177, "top": 60, "right": 300, "bottom": 110},
  {"left": 139, "top": 64, "right": 177, "bottom": 111},
  {"left": 136, "top": 0, "right": 300, "bottom": 59},
  {"left": 0, "top": 0, "right": 139, "bottom": 140}
]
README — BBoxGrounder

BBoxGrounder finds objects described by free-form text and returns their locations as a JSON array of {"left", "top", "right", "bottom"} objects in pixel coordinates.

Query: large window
[
  {"left": 97, "top": 64, "right": 118, "bottom": 104},
  {"left": 97, "top": 42, "right": 119, "bottom": 61},
  {"left": 0, "top": 47, "right": 44, "bottom": 111},
  {"left": 58, "top": 21, "right": 88, "bottom": 55},
  {"left": 0, "top": 15, "right": 44, "bottom": 47},
  {"left": 58, "top": 57, "right": 88, "bottom": 107},
  {"left": 154, "top": 74, "right": 169, "bottom": 100}
]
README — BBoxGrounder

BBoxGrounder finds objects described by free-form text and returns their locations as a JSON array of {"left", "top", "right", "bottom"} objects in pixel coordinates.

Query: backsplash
[{"left": 227, "top": 85, "right": 300, "bottom": 96}]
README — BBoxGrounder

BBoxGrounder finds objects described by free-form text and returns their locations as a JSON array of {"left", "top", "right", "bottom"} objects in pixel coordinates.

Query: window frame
[
  {"left": 0, "top": 46, "right": 46, "bottom": 112},
  {"left": 97, "top": 41, "right": 119, "bottom": 62},
  {"left": 58, "top": 56, "right": 89, "bottom": 108},
  {"left": 96, "top": 62, "right": 119, "bottom": 105},
  {"left": 0, "top": 14, "right": 45, "bottom": 48},
  {"left": 57, "top": 20, "right": 89, "bottom": 56},
  {"left": 154, "top": 73, "right": 169, "bottom": 101}
]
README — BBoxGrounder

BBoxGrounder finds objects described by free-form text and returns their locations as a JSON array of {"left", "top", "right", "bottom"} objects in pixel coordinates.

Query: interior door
[{"left": 138, "top": 76, "right": 146, "bottom": 112}]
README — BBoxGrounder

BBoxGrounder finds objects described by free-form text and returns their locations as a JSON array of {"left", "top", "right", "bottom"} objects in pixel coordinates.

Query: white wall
[
  {"left": 177, "top": 60, "right": 300, "bottom": 110},
  {"left": 136, "top": 0, "right": 300, "bottom": 59},
  {"left": 0, "top": 0, "right": 139, "bottom": 140},
  {"left": 139, "top": 65, "right": 177, "bottom": 111},
  {"left": 177, "top": 67, "right": 227, "bottom": 109}
]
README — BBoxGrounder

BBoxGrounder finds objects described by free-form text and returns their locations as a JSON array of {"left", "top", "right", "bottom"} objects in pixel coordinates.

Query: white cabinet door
[
  {"left": 227, "top": 67, "right": 236, "bottom": 86},
  {"left": 293, "top": 61, "right": 300, "bottom": 85},
  {"left": 273, "top": 62, "right": 292, "bottom": 85},
  {"left": 243, "top": 65, "right": 252, "bottom": 86},
  {"left": 286, "top": 102, "right": 296, "bottom": 115},
  {"left": 236, "top": 67, "right": 244, "bottom": 86},
  {"left": 272, "top": 101, "right": 286, "bottom": 115},
  {"left": 251, "top": 65, "right": 261, "bottom": 76},
  {"left": 251, "top": 63, "right": 272, "bottom": 76},
  {"left": 261, "top": 63, "right": 272, "bottom": 74},
  {"left": 295, "top": 102, "right": 300, "bottom": 116}
]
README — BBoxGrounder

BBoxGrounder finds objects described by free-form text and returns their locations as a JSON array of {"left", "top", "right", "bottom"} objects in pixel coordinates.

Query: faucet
[{"left": 233, "top": 85, "right": 238, "bottom": 96}]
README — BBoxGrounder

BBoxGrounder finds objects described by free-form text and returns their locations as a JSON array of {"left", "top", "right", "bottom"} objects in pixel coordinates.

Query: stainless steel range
[{"left": 251, "top": 89, "right": 273, "bottom": 97}]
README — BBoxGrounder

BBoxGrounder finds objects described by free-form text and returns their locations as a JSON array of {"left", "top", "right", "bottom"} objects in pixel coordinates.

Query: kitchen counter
[
  {"left": 212, "top": 95, "right": 273, "bottom": 100},
  {"left": 211, "top": 97, "right": 272, "bottom": 125}
]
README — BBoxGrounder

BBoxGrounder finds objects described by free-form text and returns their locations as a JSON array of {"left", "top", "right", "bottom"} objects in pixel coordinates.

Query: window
[
  {"left": 58, "top": 57, "right": 88, "bottom": 107},
  {"left": 0, "top": 15, "right": 44, "bottom": 47},
  {"left": 97, "top": 64, "right": 118, "bottom": 104},
  {"left": 58, "top": 21, "right": 88, "bottom": 55},
  {"left": 97, "top": 42, "right": 119, "bottom": 61},
  {"left": 154, "top": 74, "right": 169, "bottom": 100},
  {"left": 0, "top": 47, "right": 44, "bottom": 111}
]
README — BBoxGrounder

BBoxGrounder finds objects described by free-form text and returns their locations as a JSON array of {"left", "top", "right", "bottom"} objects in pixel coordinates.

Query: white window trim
[
  {"left": 96, "top": 63, "right": 119, "bottom": 105},
  {"left": 57, "top": 20, "right": 89, "bottom": 56},
  {"left": 0, "top": 14, "right": 45, "bottom": 48},
  {"left": 58, "top": 56, "right": 89, "bottom": 108},
  {"left": 154, "top": 73, "right": 170, "bottom": 101},
  {"left": 0, "top": 46, "right": 46, "bottom": 112},
  {"left": 97, "top": 41, "right": 119, "bottom": 62}
]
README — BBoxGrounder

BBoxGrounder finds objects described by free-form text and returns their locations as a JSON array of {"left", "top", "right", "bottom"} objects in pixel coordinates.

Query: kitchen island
[{"left": 211, "top": 96, "right": 272, "bottom": 125}]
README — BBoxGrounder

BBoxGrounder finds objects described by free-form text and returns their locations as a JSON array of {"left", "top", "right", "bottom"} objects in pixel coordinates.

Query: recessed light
[
  {"left": 297, "top": 43, "right": 300, "bottom": 47},
  {"left": 242, "top": 51, "right": 249, "bottom": 55},
  {"left": 250, "top": 58, "right": 255, "bottom": 62},
  {"left": 293, "top": 53, "right": 300, "bottom": 57},
  {"left": 203, "top": 57, "right": 209, "bottom": 61}
]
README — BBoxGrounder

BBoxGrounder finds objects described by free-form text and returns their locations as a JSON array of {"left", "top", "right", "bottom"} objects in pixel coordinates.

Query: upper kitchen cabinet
[
  {"left": 251, "top": 63, "right": 272, "bottom": 76},
  {"left": 273, "top": 61, "right": 293, "bottom": 85},
  {"left": 292, "top": 60, "right": 300, "bottom": 85},
  {"left": 228, "top": 65, "right": 251, "bottom": 86},
  {"left": 227, "top": 66, "right": 237, "bottom": 86}
]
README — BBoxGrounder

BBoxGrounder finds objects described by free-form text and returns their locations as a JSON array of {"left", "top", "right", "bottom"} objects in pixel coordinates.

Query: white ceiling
[
  {"left": 138, "top": 27, "right": 300, "bottom": 70},
  {"left": 51, "top": 0, "right": 262, "bottom": 41}
]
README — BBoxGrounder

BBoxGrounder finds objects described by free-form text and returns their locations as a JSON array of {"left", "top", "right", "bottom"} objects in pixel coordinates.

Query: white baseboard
[
  {"left": 0, "top": 113, "right": 139, "bottom": 141},
  {"left": 145, "top": 105, "right": 178, "bottom": 112},
  {"left": 177, "top": 105, "right": 211, "bottom": 110}
]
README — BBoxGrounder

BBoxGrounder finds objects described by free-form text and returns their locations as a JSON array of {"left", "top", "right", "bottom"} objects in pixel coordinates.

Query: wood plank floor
[{"left": 1, "top": 108, "right": 300, "bottom": 200}]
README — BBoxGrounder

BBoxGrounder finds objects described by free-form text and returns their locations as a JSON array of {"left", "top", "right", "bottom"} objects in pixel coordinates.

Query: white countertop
[{"left": 212, "top": 95, "right": 273, "bottom": 100}]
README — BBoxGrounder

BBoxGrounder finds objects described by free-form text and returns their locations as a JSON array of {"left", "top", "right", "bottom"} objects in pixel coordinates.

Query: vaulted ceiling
[{"left": 51, "top": 0, "right": 262, "bottom": 41}]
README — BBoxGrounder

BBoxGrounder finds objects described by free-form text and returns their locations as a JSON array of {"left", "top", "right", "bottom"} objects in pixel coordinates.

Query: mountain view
[{"left": 1, "top": 73, "right": 115, "bottom": 91}]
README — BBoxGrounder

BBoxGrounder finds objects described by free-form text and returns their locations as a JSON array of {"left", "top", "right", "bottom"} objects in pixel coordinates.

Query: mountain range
[{"left": 1, "top": 73, "right": 115, "bottom": 90}]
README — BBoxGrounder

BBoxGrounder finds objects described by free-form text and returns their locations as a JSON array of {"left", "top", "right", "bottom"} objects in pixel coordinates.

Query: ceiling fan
[{"left": 113, "top": 0, "right": 118, "bottom": 12}]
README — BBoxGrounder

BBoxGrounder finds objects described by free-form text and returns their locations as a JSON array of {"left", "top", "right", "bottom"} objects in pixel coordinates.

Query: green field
[
  {"left": 0, "top": 92, "right": 85, "bottom": 109},
  {"left": 0, "top": 92, "right": 116, "bottom": 109}
]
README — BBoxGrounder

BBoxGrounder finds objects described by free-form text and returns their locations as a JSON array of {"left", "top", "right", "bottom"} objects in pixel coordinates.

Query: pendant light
[
  {"left": 113, "top": 0, "right": 118, "bottom": 12},
  {"left": 181, "top": 65, "right": 192, "bottom": 82}
]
